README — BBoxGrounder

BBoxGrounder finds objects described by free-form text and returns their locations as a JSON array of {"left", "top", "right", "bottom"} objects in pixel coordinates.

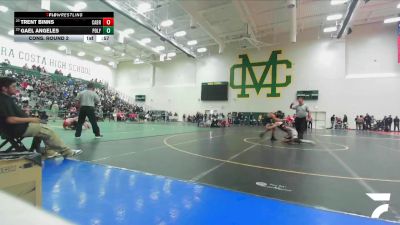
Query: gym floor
[{"left": 38, "top": 121, "right": 400, "bottom": 224}]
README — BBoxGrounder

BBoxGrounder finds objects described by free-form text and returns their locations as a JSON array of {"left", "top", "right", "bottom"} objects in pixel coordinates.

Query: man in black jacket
[
  {"left": 394, "top": 116, "right": 400, "bottom": 132},
  {"left": 365, "top": 114, "right": 371, "bottom": 130},
  {"left": 330, "top": 115, "right": 335, "bottom": 129},
  {"left": 387, "top": 115, "right": 393, "bottom": 131}
]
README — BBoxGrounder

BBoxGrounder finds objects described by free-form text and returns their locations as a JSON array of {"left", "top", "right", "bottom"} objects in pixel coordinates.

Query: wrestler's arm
[{"left": 266, "top": 121, "right": 282, "bottom": 130}]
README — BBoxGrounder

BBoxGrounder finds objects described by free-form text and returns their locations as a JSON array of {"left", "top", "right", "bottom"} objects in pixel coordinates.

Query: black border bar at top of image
[{"left": 14, "top": 12, "right": 114, "bottom": 18}]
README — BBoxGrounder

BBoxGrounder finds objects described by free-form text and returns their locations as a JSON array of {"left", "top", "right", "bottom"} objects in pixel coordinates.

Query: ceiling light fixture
[
  {"left": 327, "top": 14, "right": 343, "bottom": 21},
  {"left": 0, "top": 5, "right": 8, "bottom": 12},
  {"left": 77, "top": 51, "right": 86, "bottom": 56},
  {"left": 330, "top": 0, "right": 348, "bottom": 5},
  {"left": 187, "top": 40, "right": 197, "bottom": 46},
  {"left": 167, "top": 52, "right": 176, "bottom": 57},
  {"left": 154, "top": 46, "right": 165, "bottom": 51},
  {"left": 58, "top": 45, "right": 67, "bottom": 51},
  {"left": 384, "top": 17, "right": 400, "bottom": 24},
  {"left": 67, "top": 2, "right": 87, "bottom": 11},
  {"left": 137, "top": 2, "right": 152, "bottom": 13},
  {"left": 323, "top": 26, "right": 338, "bottom": 32},
  {"left": 160, "top": 19, "right": 173, "bottom": 27},
  {"left": 134, "top": 58, "right": 144, "bottom": 64},
  {"left": 174, "top": 31, "right": 186, "bottom": 37},
  {"left": 94, "top": 56, "right": 102, "bottom": 62},
  {"left": 124, "top": 28, "right": 135, "bottom": 35},
  {"left": 104, "top": 46, "right": 111, "bottom": 51},
  {"left": 141, "top": 38, "right": 151, "bottom": 44},
  {"left": 197, "top": 47, "right": 207, "bottom": 53}
]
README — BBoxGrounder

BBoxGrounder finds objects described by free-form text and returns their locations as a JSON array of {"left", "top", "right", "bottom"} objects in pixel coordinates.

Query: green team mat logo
[{"left": 230, "top": 50, "right": 292, "bottom": 98}]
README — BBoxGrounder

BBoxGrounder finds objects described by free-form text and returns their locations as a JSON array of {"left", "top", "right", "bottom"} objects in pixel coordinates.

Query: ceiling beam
[
  {"left": 176, "top": 0, "right": 226, "bottom": 53},
  {"left": 100, "top": 0, "right": 196, "bottom": 58},
  {"left": 232, "top": 0, "right": 258, "bottom": 38},
  {"left": 337, "top": 0, "right": 360, "bottom": 39}
]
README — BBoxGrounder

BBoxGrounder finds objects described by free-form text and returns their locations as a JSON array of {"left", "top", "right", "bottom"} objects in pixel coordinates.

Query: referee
[
  {"left": 290, "top": 97, "right": 310, "bottom": 140},
  {"left": 75, "top": 83, "right": 102, "bottom": 138}
]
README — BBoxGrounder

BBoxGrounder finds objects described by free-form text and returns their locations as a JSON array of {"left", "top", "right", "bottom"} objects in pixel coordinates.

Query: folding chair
[
  {"left": 0, "top": 133, "right": 28, "bottom": 152},
  {"left": 0, "top": 132, "right": 40, "bottom": 153}
]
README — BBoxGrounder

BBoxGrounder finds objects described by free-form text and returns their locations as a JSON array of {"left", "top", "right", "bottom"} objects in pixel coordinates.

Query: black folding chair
[
  {"left": 0, "top": 133, "right": 28, "bottom": 152},
  {"left": 0, "top": 132, "right": 41, "bottom": 153}
]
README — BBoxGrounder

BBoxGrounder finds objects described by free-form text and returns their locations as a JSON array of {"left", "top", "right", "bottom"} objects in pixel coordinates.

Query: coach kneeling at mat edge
[
  {"left": 0, "top": 77, "right": 82, "bottom": 158},
  {"left": 290, "top": 97, "right": 310, "bottom": 140},
  {"left": 74, "top": 82, "right": 102, "bottom": 138}
]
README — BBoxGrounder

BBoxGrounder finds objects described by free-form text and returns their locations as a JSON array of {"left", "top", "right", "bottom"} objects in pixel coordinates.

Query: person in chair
[{"left": 0, "top": 77, "right": 81, "bottom": 158}]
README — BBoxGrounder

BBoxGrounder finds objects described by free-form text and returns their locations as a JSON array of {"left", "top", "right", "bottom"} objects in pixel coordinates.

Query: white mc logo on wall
[{"left": 366, "top": 193, "right": 391, "bottom": 218}]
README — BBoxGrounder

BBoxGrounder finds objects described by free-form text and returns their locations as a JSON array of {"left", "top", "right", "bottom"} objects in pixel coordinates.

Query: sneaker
[
  {"left": 62, "top": 149, "right": 83, "bottom": 158},
  {"left": 45, "top": 150, "right": 61, "bottom": 159},
  {"left": 293, "top": 138, "right": 301, "bottom": 144},
  {"left": 95, "top": 135, "right": 103, "bottom": 139},
  {"left": 75, "top": 136, "right": 81, "bottom": 139}
]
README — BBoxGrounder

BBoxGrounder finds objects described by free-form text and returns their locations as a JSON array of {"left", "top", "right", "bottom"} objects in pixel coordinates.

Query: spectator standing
[
  {"left": 330, "top": 115, "right": 336, "bottom": 129},
  {"left": 365, "top": 114, "right": 371, "bottom": 130},
  {"left": 394, "top": 116, "right": 399, "bottom": 132},
  {"left": 387, "top": 115, "right": 393, "bottom": 131},
  {"left": 51, "top": 101, "right": 59, "bottom": 122},
  {"left": 356, "top": 116, "right": 364, "bottom": 130}
]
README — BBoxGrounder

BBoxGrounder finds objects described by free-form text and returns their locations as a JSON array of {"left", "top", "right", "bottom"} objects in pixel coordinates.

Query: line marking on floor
[
  {"left": 378, "top": 145, "right": 400, "bottom": 153},
  {"left": 163, "top": 133, "right": 400, "bottom": 183},
  {"left": 190, "top": 143, "right": 259, "bottom": 182},
  {"left": 316, "top": 134, "right": 400, "bottom": 141},
  {"left": 244, "top": 137, "right": 349, "bottom": 152},
  {"left": 90, "top": 132, "right": 232, "bottom": 162},
  {"left": 312, "top": 136, "right": 400, "bottom": 218}
]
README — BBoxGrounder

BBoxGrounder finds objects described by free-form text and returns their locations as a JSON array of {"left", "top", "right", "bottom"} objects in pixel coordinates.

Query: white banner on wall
[{"left": 0, "top": 36, "right": 114, "bottom": 84}]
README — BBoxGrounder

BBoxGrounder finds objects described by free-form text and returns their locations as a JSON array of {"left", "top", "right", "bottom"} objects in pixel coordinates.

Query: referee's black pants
[
  {"left": 295, "top": 117, "right": 307, "bottom": 139},
  {"left": 75, "top": 106, "right": 100, "bottom": 137}
]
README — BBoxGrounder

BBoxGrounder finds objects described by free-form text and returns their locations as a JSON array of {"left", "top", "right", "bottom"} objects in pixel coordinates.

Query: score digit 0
[
  {"left": 103, "top": 18, "right": 114, "bottom": 26},
  {"left": 103, "top": 26, "right": 114, "bottom": 34}
]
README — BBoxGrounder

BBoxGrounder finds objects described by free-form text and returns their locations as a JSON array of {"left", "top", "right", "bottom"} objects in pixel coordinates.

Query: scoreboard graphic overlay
[{"left": 14, "top": 12, "right": 114, "bottom": 43}]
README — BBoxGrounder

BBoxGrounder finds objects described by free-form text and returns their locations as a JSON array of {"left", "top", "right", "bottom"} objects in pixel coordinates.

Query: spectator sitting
[{"left": 0, "top": 77, "right": 82, "bottom": 158}]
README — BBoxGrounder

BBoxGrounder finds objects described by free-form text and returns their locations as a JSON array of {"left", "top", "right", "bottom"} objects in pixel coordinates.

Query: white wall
[
  {"left": 0, "top": 36, "right": 115, "bottom": 85},
  {"left": 114, "top": 22, "right": 400, "bottom": 126}
]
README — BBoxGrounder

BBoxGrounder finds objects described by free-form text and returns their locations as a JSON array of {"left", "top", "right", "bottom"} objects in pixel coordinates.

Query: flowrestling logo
[{"left": 366, "top": 193, "right": 391, "bottom": 218}]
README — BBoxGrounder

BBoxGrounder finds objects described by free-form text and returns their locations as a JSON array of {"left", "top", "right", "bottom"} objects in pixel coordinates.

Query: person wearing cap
[{"left": 74, "top": 82, "right": 102, "bottom": 138}]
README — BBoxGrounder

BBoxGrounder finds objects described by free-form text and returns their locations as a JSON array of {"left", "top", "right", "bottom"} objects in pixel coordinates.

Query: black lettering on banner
[
  {"left": 1, "top": 47, "right": 6, "bottom": 56},
  {"left": 8, "top": 49, "right": 14, "bottom": 58}
]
